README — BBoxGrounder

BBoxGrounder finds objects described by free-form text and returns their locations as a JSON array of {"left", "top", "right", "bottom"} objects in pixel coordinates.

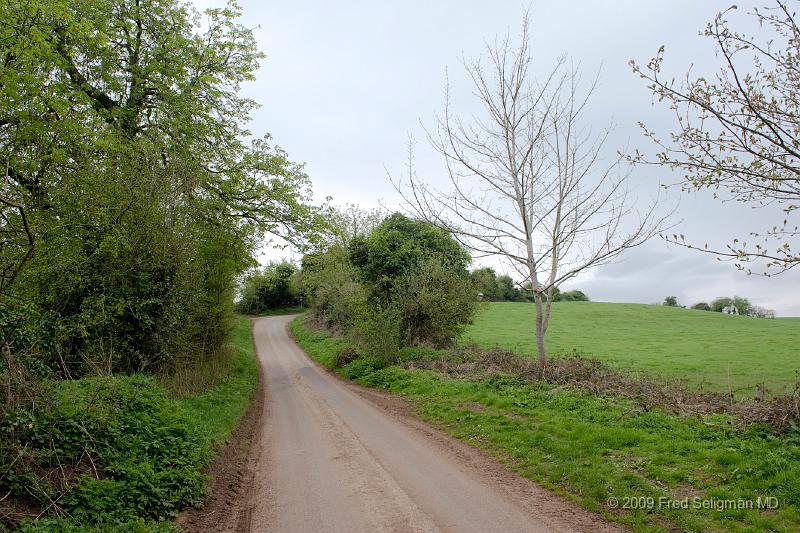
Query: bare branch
[{"left": 394, "top": 14, "right": 669, "bottom": 362}]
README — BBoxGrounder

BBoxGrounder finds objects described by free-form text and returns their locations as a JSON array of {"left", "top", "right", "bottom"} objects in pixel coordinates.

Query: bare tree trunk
[{"left": 533, "top": 292, "right": 546, "bottom": 364}]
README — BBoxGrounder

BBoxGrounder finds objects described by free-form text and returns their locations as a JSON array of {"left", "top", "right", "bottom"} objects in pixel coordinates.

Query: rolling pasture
[{"left": 463, "top": 302, "right": 800, "bottom": 393}]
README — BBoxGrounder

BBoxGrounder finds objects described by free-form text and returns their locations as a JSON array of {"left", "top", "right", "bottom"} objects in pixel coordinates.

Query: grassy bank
[
  {"left": 464, "top": 302, "right": 800, "bottom": 393},
  {"left": 2, "top": 316, "right": 259, "bottom": 532},
  {"left": 292, "top": 315, "right": 800, "bottom": 533}
]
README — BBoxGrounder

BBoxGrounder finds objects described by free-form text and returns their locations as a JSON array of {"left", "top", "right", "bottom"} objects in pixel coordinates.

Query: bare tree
[
  {"left": 328, "top": 203, "right": 386, "bottom": 246},
  {"left": 632, "top": 2, "right": 800, "bottom": 275},
  {"left": 395, "top": 16, "right": 668, "bottom": 363}
]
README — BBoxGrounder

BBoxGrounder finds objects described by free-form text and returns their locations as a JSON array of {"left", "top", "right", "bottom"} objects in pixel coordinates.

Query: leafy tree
[
  {"left": 237, "top": 262, "right": 300, "bottom": 314},
  {"left": 549, "top": 286, "right": 562, "bottom": 302},
  {"left": 732, "top": 295, "right": 752, "bottom": 316},
  {"left": 663, "top": 296, "right": 679, "bottom": 307},
  {"left": 497, "top": 275, "right": 524, "bottom": 302},
  {"left": 303, "top": 212, "right": 476, "bottom": 352},
  {"left": 470, "top": 267, "right": 505, "bottom": 300},
  {"left": 470, "top": 267, "right": 496, "bottom": 300},
  {"left": 299, "top": 246, "right": 368, "bottom": 334},
  {"left": 397, "top": 258, "right": 477, "bottom": 348},
  {"left": 691, "top": 302, "right": 711, "bottom": 311},
  {"left": 349, "top": 213, "right": 470, "bottom": 297},
  {"left": 0, "top": 0, "right": 322, "bottom": 378},
  {"left": 711, "top": 297, "right": 734, "bottom": 313},
  {"left": 633, "top": 3, "right": 800, "bottom": 274},
  {"left": 350, "top": 213, "right": 475, "bottom": 348},
  {"left": 327, "top": 204, "right": 385, "bottom": 246},
  {"left": 470, "top": 268, "right": 525, "bottom": 301},
  {"left": 710, "top": 296, "right": 751, "bottom": 315}
]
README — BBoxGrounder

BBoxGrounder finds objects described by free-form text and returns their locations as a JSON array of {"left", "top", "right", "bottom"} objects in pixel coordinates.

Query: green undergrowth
[
  {"left": 178, "top": 315, "right": 260, "bottom": 452},
  {"left": 291, "top": 315, "right": 800, "bottom": 533},
  {"left": 2, "top": 316, "right": 259, "bottom": 532}
]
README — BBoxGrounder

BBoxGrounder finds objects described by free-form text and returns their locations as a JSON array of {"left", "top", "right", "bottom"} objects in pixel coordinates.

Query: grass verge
[
  {"left": 291, "top": 314, "right": 800, "bottom": 533},
  {"left": 1, "top": 315, "right": 259, "bottom": 532},
  {"left": 178, "top": 315, "right": 260, "bottom": 453}
]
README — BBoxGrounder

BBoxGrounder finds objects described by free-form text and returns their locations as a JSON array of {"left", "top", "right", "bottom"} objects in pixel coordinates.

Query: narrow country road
[{"left": 237, "top": 316, "right": 626, "bottom": 532}]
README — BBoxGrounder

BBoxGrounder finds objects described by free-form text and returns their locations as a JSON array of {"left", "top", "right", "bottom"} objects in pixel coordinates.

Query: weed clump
[{"left": 333, "top": 346, "right": 360, "bottom": 368}]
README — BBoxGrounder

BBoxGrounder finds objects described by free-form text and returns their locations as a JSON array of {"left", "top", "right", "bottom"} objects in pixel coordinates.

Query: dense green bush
[
  {"left": 299, "top": 246, "right": 370, "bottom": 333},
  {"left": 397, "top": 258, "right": 477, "bottom": 347},
  {"left": 559, "top": 290, "right": 590, "bottom": 302},
  {"left": 332, "top": 346, "right": 361, "bottom": 368},
  {"left": 1, "top": 376, "right": 206, "bottom": 526},
  {"left": 237, "top": 262, "right": 300, "bottom": 314},
  {"left": 518, "top": 284, "right": 589, "bottom": 302},
  {"left": 353, "top": 306, "right": 403, "bottom": 363},
  {"left": 301, "top": 213, "right": 477, "bottom": 354},
  {"left": 691, "top": 301, "right": 711, "bottom": 311},
  {"left": 350, "top": 214, "right": 476, "bottom": 348},
  {"left": 0, "top": 302, "right": 59, "bottom": 407},
  {"left": 349, "top": 213, "right": 471, "bottom": 297}
]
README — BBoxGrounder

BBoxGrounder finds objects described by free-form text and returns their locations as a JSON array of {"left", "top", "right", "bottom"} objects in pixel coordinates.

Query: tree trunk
[{"left": 533, "top": 292, "right": 546, "bottom": 365}]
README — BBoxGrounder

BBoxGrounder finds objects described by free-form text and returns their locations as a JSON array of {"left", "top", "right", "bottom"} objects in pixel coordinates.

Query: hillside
[{"left": 463, "top": 301, "right": 800, "bottom": 393}]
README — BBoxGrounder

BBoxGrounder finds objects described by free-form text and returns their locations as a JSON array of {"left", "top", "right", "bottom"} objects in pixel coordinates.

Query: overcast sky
[{"left": 193, "top": 0, "right": 800, "bottom": 315}]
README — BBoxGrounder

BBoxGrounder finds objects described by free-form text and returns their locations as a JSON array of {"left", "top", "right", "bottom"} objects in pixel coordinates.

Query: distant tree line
[
  {"left": 663, "top": 296, "right": 776, "bottom": 319},
  {"left": 469, "top": 267, "right": 589, "bottom": 303},
  {"left": 237, "top": 254, "right": 593, "bottom": 317},
  {"left": 469, "top": 268, "right": 524, "bottom": 302}
]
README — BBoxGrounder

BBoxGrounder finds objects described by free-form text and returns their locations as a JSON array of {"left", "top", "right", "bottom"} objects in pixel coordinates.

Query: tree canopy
[
  {"left": 349, "top": 213, "right": 471, "bottom": 295},
  {"left": 0, "top": 0, "right": 323, "bottom": 378}
]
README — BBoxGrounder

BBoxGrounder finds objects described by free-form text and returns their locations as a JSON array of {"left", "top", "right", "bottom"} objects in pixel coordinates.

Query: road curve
[{"left": 241, "top": 315, "right": 626, "bottom": 533}]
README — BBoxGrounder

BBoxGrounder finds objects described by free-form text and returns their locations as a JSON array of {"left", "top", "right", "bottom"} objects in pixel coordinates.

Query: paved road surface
[{"left": 241, "top": 316, "right": 626, "bottom": 533}]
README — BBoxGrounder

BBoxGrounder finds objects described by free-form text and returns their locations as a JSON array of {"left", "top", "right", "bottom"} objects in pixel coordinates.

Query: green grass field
[{"left": 463, "top": 302, "right": 800, "bottom": 393}]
